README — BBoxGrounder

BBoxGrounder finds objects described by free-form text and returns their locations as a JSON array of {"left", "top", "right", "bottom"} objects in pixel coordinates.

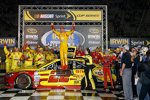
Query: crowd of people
[
  {"left": 3, "top": 43, "right": 150, "bottom": 100},
  {"left": 76, "top": 44, "right": 150, "bottom": 100},
  {"left": 4, "top": 43, "right": 57, "bottom": 72}
]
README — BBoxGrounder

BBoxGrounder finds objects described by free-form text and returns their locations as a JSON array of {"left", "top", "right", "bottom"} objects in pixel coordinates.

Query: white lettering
[
  {"left": 88, "top": 35, "right": 100, "bottom": 39},
  {"left": 131, "top": 41, "right": 144, "bottom": 46},
  {"left": 26, "top": 41, "right": 38, "bottom": 45},
  {"left": 40, "top": 14, "right": 54, "bottom": 18},
  {"left": 88, "top": 41, "right": 100, "bottom": 44},
  {"left": 26, "top": 35, "right": 38, "bottom": 40},
  {"left": 55, "top": 14, "right": 66, "bottom": 19}
]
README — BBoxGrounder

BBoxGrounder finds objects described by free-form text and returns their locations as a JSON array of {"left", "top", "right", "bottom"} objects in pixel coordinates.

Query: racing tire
[{"left": 15, "top": 74, "right": 32, "bottom": 89}]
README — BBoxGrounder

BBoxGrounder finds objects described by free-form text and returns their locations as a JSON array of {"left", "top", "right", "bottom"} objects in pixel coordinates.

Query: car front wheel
[{"left": 15, "top": 74, "right": 32, "bottom": 89}]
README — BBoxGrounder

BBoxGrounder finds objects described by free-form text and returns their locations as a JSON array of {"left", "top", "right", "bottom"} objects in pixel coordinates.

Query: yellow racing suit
[
  {"left": 44, "top": 51, "right": 55, "bottom": 63},
  {"left": 52, "top": 29, "right": 74, "bottom": 67},
  {"left": 34, "top": 52, "right": 45, "bottom": 66},
  {"left": 10, "top": 51, "right": 22, "bottom": 71},
  {"left": 4, "top": 46, "right": 12, "bottom": 72},
  {"left": 24, "top": 51, "right": 34, "bottom": 67}
]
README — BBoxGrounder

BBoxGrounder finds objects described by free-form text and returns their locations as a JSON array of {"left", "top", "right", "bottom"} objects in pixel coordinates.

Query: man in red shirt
[
  {"left": 76, "top": 46, "right": 85, "bottom": 57},
  {"left": 102, "top": 51, "right": 114, "bottom": 90}
]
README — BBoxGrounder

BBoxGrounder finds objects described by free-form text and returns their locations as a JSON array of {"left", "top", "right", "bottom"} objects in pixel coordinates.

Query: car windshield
[{"left": 39, "top": 59, "right": 85, "bottom": 71}]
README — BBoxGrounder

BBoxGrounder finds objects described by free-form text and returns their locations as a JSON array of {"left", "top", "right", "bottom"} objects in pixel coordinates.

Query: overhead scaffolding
[{"left": 18, "top": 5, "right": 108, "bottom": 51}]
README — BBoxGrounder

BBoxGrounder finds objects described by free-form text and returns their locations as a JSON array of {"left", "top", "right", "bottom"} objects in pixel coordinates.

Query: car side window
[
  {"left": 53, "top": 61, "right": 61, "bottom": 70},
  {"left": 45, "top": 61, "right": 61, "bottom": 70},
  {"left": 74, "top": 61, "right": 85, "bottom": 69},
  {"left": 68, "top": 60, "right": 73, "bottom": 69},
  {"left": 47, "top": 64, "right": 53, "bottom": 70}
]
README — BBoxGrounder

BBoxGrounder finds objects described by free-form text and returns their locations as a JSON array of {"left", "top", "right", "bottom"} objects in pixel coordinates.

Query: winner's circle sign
[{"left": 41, "top": 30, "right": 85, "bottom": 47}]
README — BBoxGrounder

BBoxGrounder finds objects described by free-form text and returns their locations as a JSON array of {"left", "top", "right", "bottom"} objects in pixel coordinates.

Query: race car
[
  {"left": 92, "top": 64, "right": 117, "bottom": 82},
  {"left": 5, "top": 46, "right": 116, "bottom": 89},
  {"left": 5, "top": 58, "right": 96, "bottom": 90}
]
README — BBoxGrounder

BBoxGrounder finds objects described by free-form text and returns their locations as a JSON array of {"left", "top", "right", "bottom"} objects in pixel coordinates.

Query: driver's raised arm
[
  {"left": 51, "top": 23, "right": 60, "bottom": 37},
  {"left": 66, "top": 22, "right": 75, "bottom": 36}
]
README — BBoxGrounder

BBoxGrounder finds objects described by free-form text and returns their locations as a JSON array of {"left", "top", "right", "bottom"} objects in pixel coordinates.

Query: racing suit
[
  {"left": 44, "top": 50, "right": 55, "bottom": 63},
  {"left": 51, "top": 27, "right": 74, "bottom": 69},
  {"left": 34, "top": 52, "right": 45, "bottom": 66},
  {"left": 4, "top": 45, "right": 12, "bottom": 72},
  {"left": 102, "top": 55, "right": 114, "bottom": 89},
  {"left": 24, "top": 50, "right": 34, "bottom": 67},
  {"left": 90, "top": 51, "right": 103, "bottom": 64},
  {"left": 10, "top": 51, "right": 22, "bottom": 70},
  {"left": 76, "top": 50, "right": 85, "bottom": 57}
]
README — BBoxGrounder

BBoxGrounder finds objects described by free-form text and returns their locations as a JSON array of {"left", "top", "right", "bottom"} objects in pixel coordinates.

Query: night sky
[{"left": 0, "top": 0, "right": 150, "bottom": 37}]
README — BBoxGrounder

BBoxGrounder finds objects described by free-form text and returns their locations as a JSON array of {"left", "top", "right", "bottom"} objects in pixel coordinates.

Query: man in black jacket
[{"left": 120, "top": 45, "right": 133, "bottom": 100}]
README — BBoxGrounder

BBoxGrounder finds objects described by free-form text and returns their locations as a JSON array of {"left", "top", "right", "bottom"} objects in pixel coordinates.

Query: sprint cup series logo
[{"left": 41, "top": 30, "right": 85, "bottom": 46}]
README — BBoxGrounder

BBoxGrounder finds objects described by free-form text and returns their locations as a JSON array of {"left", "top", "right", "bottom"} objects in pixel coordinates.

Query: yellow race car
[
  {"left": 5, "top": 46, "right": 116, "bottom": 89},
  {"left": 5, "top": 58, "right": 95, "bottom": 90},
  {"left": 92, "top": 64, "right": 117, "bottom": 82}
]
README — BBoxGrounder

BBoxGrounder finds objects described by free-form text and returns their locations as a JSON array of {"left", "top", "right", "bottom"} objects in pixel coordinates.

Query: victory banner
[
  {"left": 19, "top": 5, "right": 108, "bottom": 50},
  {"left": 24, "top": 25, "right": 102, "bottom": 49},
  {"left": 24, "top": 10, "right": 102, "bottom": 21}
]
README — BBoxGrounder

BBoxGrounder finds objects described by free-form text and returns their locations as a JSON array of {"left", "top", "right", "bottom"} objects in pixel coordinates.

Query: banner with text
[
  {"left": 0, "top": 38, "right": 16, "bottom": 48},
  {"left": 109, "top": 38, "right": 130, "bottom": 48},
  {"left": 130, "top": 38, "right": 150, "bottom": 47},
  {"left": 24, "top": 10, "right": 102, "bottom": 21},
  {"left": 24, "top": 26, "right": 102, "bottom": 49}
]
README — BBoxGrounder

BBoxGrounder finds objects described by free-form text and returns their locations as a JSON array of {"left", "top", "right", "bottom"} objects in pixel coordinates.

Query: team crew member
[
  {"left": 4, "top": 43, "right": 12, "bottom": 72},
  {"left": 34, "top": 48, "right": 45, "bottom": 67},
  {"left": 90, "top": 48, "right": 103, "bottom": 64},
  {"left": 102, "top": 51, "right": 114, "bottom": 90},
  {"left": 23, "top": 48, "right": 34, "bottom": 67},
  {"left": 44, "top": 47, "right": 55, "bottom": 63},
  {"left": 51, "top": 22, "right": 75, "bottom": 70},
  {"left": 10, "top": 47, "right": 23, "bottom": 70},
  {"left": 76, "top": 46, "right": 85, "bottom": 57}
]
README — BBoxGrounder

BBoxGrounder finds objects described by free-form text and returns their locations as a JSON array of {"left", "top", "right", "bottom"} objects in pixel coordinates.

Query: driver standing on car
[{"left": 51, "top": 22, "right": 75, "bottom": 70}]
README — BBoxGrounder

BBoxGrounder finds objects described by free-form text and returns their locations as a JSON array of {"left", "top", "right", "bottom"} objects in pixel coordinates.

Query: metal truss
[{"left": 19, "top": 5, "right": 108, "bottom": 51}]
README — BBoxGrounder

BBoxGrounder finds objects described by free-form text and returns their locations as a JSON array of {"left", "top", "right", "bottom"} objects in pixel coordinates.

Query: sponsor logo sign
[
  {"left": 24, "top": 10, "right": 102, "bottom": 21},
  {"left": 26, "top": 41, "right": 38, "bottom": 45},
  {"left": 110, "top": 38, "right": 130, "bottom": 48},
  {"left": 24, "top": 26, "right": 102, "bottom": 48},
  {"left": 41, "top": 30, "right": 85, "bottom": 47},
  {"left": 27, "top": 28, "right": 37, "bottom": 34},
  {"left": 89, "top": 28, "right": 100, "bottom": 34},
  {"left": 88, "top": 35, "right": 100, "bottom": 40},
  {"left": 130, "top": 38, "right": 150, "bottom": 47},
  {"left": 25, "top": 35, "right": 38, "bottom": 40},
  {"left": 0, "top": 38, "right": 16, "bottom": 47}
]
